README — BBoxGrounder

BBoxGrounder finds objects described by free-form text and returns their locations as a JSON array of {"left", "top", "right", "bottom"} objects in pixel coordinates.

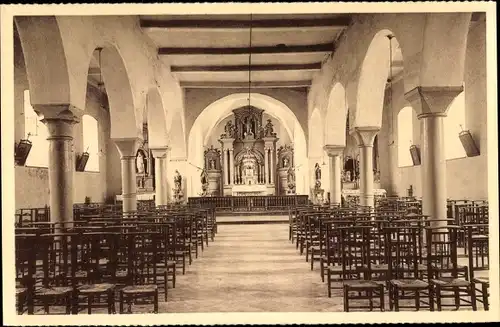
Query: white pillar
[
  {"left": 324, "top": 145, "right": 344, "bottom": 206},
  {"left": 151, "top": 147, "right": 169, "bottom": 206},
  {"left": 405, "top": 86, "right": 462, "bottom": 227},
  {"left": 270, "top": 148, "right": 274, "bottom": 184},
  {"left": 264, "top": 147, "right": 269, "bottom": 184},
  {"left": 351, "top": 127, "right": 379, "bottom": 208},
  {"left": 229, "top": 149, "right": 234, "bottom": 185},
  {"left": 223, "top": 149, "right": 229, "bottom": 185},
  {"left": 38, "top": 107, "right": 80, "bottom": 223},
  {"left": 114, "top": 138, "right": 139, "bottom": 213}
]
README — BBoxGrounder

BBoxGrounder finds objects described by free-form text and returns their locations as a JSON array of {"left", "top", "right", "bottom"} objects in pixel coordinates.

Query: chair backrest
[
  {"left": 385, "top": 226, "right": 423, "bottom": 279},
  {"left": 339, "top": 226, "right": 372, "bottom": 279},
  {"left": 425, "top": 226, "right": 459, "bottom": 279}
]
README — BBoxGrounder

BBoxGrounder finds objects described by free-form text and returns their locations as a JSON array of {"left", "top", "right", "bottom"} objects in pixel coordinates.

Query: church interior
[{"left": 4, "top": 6, "right": 497, "bottom": 319}]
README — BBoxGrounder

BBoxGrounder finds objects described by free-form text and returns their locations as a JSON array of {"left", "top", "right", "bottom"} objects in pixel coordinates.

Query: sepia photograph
[{"left": 1, "top": 2, "right": 498, "bottom": 325}]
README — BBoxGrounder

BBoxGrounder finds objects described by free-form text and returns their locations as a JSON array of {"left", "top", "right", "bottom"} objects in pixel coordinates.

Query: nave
[{"left": 165, "top": 223, "right": 334, "bottom": 313}]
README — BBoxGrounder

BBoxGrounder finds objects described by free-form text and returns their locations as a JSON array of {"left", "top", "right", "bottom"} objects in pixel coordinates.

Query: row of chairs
[
  {"left": 14, "top": 206, "right": 217, "bottom": 315},
  {"left": 289, "top": 203, "right": 490, "bottom": 312}
]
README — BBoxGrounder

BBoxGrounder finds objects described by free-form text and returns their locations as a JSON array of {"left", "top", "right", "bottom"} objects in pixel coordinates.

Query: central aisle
[{"left": 162, "top": 224, "right": 343, "bottom": 312}]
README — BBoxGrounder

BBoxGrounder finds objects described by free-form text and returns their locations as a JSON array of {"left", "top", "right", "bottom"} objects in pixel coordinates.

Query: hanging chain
[
  {"left": 248, "top": 13, "right": 253, "bottom": 106},
  {"left": 388, "top": 35, "right": 394, "bottom": 145}
]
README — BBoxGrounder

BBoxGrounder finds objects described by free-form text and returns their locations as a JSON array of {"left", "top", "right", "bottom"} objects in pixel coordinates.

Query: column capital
[
  {"left": 113, "top": 137, "right": 141, "bottom": 158},
  {"left": 350, "top": 126, "right": 380, "bottom": 147},
  {"left": 404, "top": 86, "right": 463, "bottom": 119},
  {"left": 323, "top": 145, "right": 344, "bottom": 157},
  {"left": 150, "top": 146, "right": 170, "bottom": 159},
  {"left": 34, "top": 104, "right": 83, "bottom": 139},
  {"left": 33, "top": 104, "right": 83, "bottom": 123}
]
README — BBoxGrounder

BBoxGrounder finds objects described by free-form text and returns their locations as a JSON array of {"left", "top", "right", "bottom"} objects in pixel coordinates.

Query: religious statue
[
  {"left": 172, "top": 169, "right": 184, "bottom": 203},
  {"left": 174, "top": 170, "right": 182, "bottom": 191},
  {"left": 287, "top": 166, "right": 296, "bottom": 194},
  {"left": 314, "top": 163, "right": 322, "bottom": 189},
  {"left": 264, "top": 119, "right": 276, "bottom": 137},
  {"left": 136, "top": 151, "right": 145, "bottom": 174},
  {"left": 244, "top": 118, "right": 254, "bottom": 139},
  {"left": 200, "top": 169, "right": 209, "bottom": 196},
  {"left": 283, "top": 157, "right": 289, "bottom": 168},
  {"left": 258, "top": 126, "right": 265, "bottom": 139},
  {"left": 222, "top": 120, "right": 236, "bottom": 138},
  {"left": 209, "top": 158, "right": 216, "bottom": 170}
]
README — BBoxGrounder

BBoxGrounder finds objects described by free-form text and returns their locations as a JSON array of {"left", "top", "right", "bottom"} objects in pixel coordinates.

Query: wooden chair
[
  {"left": 386, "top": 226, "right": 431, "bottom": 311},
  {"left": 341, "top": 226, "right": 385, "bottom": 312},
  {"left": 119, "top": 232, "right": 160, "bottom": 314},
  {"left": 15, "top": 234, "right": 37, "bottom": 314},
  {"left": 75, "top": 232, "right": 118, "bottom": 314},
  {"left": 426, "top": 226, "right": 477, "bottom": 311},
  {"left": 35, "top": 233, "right": 79, "bottom": 314}
]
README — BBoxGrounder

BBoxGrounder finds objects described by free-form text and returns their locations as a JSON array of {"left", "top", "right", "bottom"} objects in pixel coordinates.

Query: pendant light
[{"left": 387, "top": 34, "right": 395, "bottom": 146}]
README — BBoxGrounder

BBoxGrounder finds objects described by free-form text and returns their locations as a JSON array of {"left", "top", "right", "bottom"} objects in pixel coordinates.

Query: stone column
[
  {"left": 387, "top": 142, "right": 399, "bottom": 196},
  {"left": 114, "top": 138, "right": 139, "bottom": 213},
  {"left": 151, "top": 147, "right": 169, "bottom": 206},
  {"left": 405, "top": 86, "right": 462, "bottom": 227},
  {"left": 264, "top": 147, "right": 270, "bottom": 184},
  {"left": 324, "top": 145, "right": 344, "bottom": 206},
  {"left": 351, "top": 127, "right": 380, "bottom": 208},
  {"left": 270, "top": 148, "right": 275, "bottom": 184},
  {"left": 223, "top": 149, "right": 229, "bottom": 185},
  {"left": 36, "top": 105, "right": 81, "bottom": 223},
  {"left": 229, "top": 149, "right": 234, "bottom": 185}
]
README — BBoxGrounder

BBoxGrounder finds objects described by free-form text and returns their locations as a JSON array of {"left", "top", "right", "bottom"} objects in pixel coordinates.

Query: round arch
[
  {"left": 146, "top": 87, "right": 168, "bottom": 148},
  {"left": 356, "top": 30, "right": 403, "bottom": 129},
  {"left": 325, "top": 82, "right": 347, "bottom": 146},
  {"left": 187, "top": 93, "right": 308, "bottom": 196},
  {"left": 14, "top": 16, "right": 71, "bottom": 107},
  {"left": 94, "top": 46, "right": 138, "bottom": 139}
]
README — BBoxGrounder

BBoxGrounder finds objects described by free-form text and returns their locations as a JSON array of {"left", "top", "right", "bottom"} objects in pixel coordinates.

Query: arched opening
[
  {"left": 308, "top": 108, "right": 328, "bottom": 193},
  {"left": 325, "top": 82, "right": 347, "bottom": 146},
  {"left": 146, "top": 88, "right": 169, "bottom": 148},
  {"left": 88, "top": 47, "right": 138, "bottom": 140},
  {"left": 397, "top": 106, "right": 414, "bottom": 167},
  {"left": 187, "top": 93, "right": 308, "bottom": 197},
  {"left": 445, "top": 89, "right": 467, "bottom": 160},
  {"left": 356, "top": 30, "right": 403, "bottom": 129},
  {"left": 23, "top": 90, "right": 49, "bottom": 168},
  {"left": 82, "top": 115, "right": 99, "bottom": 172}
]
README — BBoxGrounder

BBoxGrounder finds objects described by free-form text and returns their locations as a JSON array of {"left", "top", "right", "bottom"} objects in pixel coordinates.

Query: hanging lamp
[{"left": 387, "top": 34, "right": 395, "bottom": 146}]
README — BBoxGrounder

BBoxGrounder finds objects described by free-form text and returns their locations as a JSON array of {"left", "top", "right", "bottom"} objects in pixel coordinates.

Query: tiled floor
[{"left": 163, "top": 224, "right": 339, "bottom": 312}]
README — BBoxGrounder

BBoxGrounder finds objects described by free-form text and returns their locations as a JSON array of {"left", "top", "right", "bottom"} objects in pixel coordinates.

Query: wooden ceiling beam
[
  {"left": 158, "top": 43, "right": 333, "bottom": 55},
  {"left": 171, "top": 63, "right": 321, "bottom": 72},
  {"left": 140, "top": 17, "right": 351, "bottom": 29},
  {"left": 179, "top": 80, "right": 312, "bottom": 89}
]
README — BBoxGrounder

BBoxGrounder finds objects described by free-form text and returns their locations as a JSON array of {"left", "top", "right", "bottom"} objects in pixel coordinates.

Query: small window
[
  {"left": 397, "top": 106, "right": 414, "bottom": 167},
  {"left": 82, "top": 115, "right": 100, "bottom": 172},
  {"left": 24, "top": 90, "right": 49, "bottom": 167},
  {"left": 444, "top": 91, "right": 467, "bottom": 160}
]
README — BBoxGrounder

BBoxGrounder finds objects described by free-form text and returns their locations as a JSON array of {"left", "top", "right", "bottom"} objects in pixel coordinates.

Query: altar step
[{"left": 217, "top": 215, "right": 289, "bottom": 225}]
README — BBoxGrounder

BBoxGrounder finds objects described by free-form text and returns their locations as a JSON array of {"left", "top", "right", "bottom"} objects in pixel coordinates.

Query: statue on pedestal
[
  {"left": 286, "top": 166, "right": 296, "bottom": 194},
  {"left": 136, "top": 151, "right": 145, "bottom": 174},
  {"left": 200, "top": 169, "right": 209, "bottom": 196},
  {"left": 172, "top": 170, "right": 183, "bottom": 203},
  {"left": 222, "top": 120, "right": 236, "bottom": 139},
  {"left": 314, "top": 163, "right": 322, "bottom": 189},
  {"left": 264, "top": 119, "right": 276, "bottom": 137}
]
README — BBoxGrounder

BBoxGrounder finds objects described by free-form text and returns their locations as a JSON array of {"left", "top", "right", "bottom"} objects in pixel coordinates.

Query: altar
[{"left": 232, "top": 184, "right": 268, "bottom": 196}]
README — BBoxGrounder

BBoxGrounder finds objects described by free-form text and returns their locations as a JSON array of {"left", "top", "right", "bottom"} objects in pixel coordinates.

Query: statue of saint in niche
[
  {"left": 209, "top": 159, "right": 216, "bottom": 170},
  {"left": 283, "top": 157, "right": 289, "bottom": 168},
  {"left": 136, "top": 151, "right": 146, "bottom": 174}
]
